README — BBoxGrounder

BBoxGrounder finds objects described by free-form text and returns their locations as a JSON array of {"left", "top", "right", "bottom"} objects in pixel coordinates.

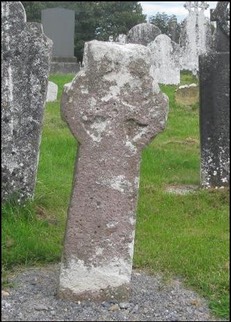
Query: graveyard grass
[{"left": 2, "top": 73, "right": 229, "bottom": 320}]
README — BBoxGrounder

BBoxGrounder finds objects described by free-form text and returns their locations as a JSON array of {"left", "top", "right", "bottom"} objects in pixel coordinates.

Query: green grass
[
  {"left": 180, "top": 69, "right": 199, "bottom": 84},
  {"left": 2, "top": 72, "right": 229, "bottom": 319}
]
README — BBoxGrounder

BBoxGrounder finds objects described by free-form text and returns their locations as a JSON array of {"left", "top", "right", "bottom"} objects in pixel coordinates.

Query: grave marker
[
  {"left": 58, "top": 40, "right": 168, "bottom": 302},
  {"left": 41, "top": 8, "right": 79, "bottom": 74},
  {"left": 199, "top": 1, "right": 230, "bottom": 188},
  {"left": 148, "top": 34, "right": 181, "bottom": 85},
  {"left": 46, "top": 81, "right": 58, "bottom": 102},
  {"left": 180, "top": 1, "right": 212, "bottom": 74},
  {"left": 1, "top": 1, "right": 52, "bottom": 203},
  {"left": 127, "top": 23, "right": 161, "bottom": 46}
]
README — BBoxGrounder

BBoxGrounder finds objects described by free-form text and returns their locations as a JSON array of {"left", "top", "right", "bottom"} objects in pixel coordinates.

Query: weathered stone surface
[
  {"left": 210, "top": 1, "right": 230, "bottom": 52},
  {"left": 179, "top": 2, "right": 212, "bottom": 74},
  {"left": 175, "top": 83, "right": 199, "bottom": 106},
  {"left": 1, "top": 1, "right": 52, "bottom": 203},
  {"left": 50, "top": 61, "right": 80, "bottom": 74},
  {"left": 199, "top": 1, "right": 230, "bottom": 188},
  {"left": 148, "top": 34, "right": 181, "bottom": 85},
  {"left": 199, "top": 52, "right": 230, "bottom": 188},
  {"left": 58, "top": 40, "right": 168, "bottom": 302},
  {"left": 46, "top": 81, "right": 58, "bottom": 102},
  {"left": 127, "top": 23, "right": 161, "bottom": 46},
  {"left": 115, "top": 34, "right": 127, "bottom": 44}
]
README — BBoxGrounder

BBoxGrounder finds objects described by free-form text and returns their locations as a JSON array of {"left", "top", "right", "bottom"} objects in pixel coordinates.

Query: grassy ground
[{"left": 2, "top": 73, "right": 229, "bottom": 319}]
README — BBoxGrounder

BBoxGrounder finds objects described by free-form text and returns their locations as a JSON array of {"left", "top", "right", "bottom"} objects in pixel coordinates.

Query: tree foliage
[
  {"left": 149, "top": 12, "right": 181, "bottom": 43},
  {"left": 21, "top": 1, "right": 146, "bottom": 61}
]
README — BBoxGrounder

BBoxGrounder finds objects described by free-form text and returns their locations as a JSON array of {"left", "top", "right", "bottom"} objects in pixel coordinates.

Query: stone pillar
[
  {"left": 168, "top": 16, "right": 179, "bottom": 43},
  {"left": 58, "top": 40, "right": 168, "bottom": 302},
  {"left": 1, "top": 1, "right": 52, "bottom": 203},
  {"left": 199, "top": 2, "right": 230, "bottom": 188}
]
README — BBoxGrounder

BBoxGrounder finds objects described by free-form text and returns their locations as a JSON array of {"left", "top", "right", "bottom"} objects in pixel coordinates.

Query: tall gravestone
[
  {"left": 179, "top": 1, "right": 212, "bottom": 74},
  {"left": 41, "top": 8, "right": 79, "bottom": 74},
  {"left": 199, "top": 2, "right": 230, "bottom": 188},
  {"left": 127, "top": 23, "right": 161, "bottom": 46},
  {"left": 1, "top": 1, "right": 52, "bottom": 203},
  {"left": 58, "top": 40, "right": 169, "bottom": 302},
  {"left": 168, "top": 16, "right": 180, "bottom": 43},
  {"left": 148, "top": 34, "right": 181, "bottom": 85}
]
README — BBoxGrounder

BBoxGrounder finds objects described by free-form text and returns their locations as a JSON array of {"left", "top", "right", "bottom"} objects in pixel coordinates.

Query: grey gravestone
[
  {"left": 46, "top": 81, "right": 58, "bottom": 102},
  {"left": 127, "top": 23, "right": 161, "bottom": 46},
  {"left": 41, "top": 7, "right": 74, "bottom": 57},
  {"left": 148, "top": 34, "right": 181, "bottom": 85},
  {"left": 168, "top": 16, "right": 179, "bottom": 43},
  {"left": 1, "top": 1, "right": 52, "bottom": 203},
  {"left": 199, "top": 2, "right": 230, "bottom": 188},
  {"left": 41, "top": 8, "right": 79, "bottom": 74},
  {"left": 58, "top": 40, "right": 168, "bottom": 302}
]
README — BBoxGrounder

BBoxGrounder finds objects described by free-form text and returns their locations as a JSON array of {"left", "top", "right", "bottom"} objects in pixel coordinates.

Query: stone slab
[
  {"left": 1, "top": 1, "right": 52, "bottom": 203},
  {"left": 46, "top": 81, "right": 58, "bottom": 102}
]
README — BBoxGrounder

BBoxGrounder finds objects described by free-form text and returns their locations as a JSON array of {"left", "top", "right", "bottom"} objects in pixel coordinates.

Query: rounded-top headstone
[
  {"left": 148, "top": 34, "right": 181, "bottom": 85},
  {"left": 127, "top": 23, "right": 161, "bottom": 46}
]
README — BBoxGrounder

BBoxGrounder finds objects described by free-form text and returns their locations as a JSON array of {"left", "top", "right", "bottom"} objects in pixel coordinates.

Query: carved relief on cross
[
  {"left": 199, "top": 2, "right": 209, "bottom": 12},
  {"left": 184, "top": 1, "right": 209, "bottom": 13}
]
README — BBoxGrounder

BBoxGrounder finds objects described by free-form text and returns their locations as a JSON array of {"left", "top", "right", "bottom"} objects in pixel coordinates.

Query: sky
[{"left": 139, "top": 1, "right": 218, "bottom": 22}]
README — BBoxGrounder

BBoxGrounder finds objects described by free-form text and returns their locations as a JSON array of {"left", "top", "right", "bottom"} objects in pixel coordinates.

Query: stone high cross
[
  {"left": 199, "top": 1, "right": 230, "bottom": 188},
  {"left": 58, "top": 40, "right": 168, "bottom": 302},
  {"left": 180, "top": 1, "right": 212, "bottom": 74},
  {"left": 210, "top": 1, "right": 230, "bottom": 51}
]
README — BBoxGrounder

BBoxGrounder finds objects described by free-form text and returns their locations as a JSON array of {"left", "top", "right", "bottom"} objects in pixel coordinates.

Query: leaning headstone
[
  {"left": 175, "top": 83, "right": 199, "bottom": 106},
  {"left": 41, "top": 8, "right": 79, "bottom": 74},
  {"left": 179, "top": 1, "right": 213, "bottom": 74},
  {"left": 148, "top": 34, "right": 181, "bottom": 85},
  {"left": 199, "top": 2, "right": 230, "bottom": 188},
  {"left": 1, "top": 1, "right": 52, "bottom": 203},
  {"left": 127, "top": 23, "right": 161, "bottom": 46},
  {"left": 46, "top": 81, "right": 58, "bottom": 102},
  {"left": 58, "top": 40, "right": 168, "bottom": 302}
]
